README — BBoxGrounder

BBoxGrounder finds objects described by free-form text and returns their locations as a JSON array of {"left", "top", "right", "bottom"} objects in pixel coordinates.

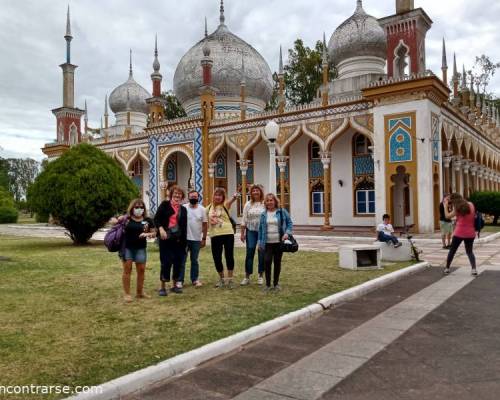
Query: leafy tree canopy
[
  {"left": 28, "top": 144, "right": 138, "bottom": 244},
  {"left": 161, "top": 90, "right": 187, "bottom": 120},
  {"left": 470, "top": 191, "right": 500, "bottom": 225}
]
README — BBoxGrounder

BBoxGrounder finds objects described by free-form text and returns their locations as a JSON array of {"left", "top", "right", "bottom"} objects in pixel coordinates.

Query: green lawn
[
  {"left": 15, "top": 213, "right": 37, "bottom": 224},
  {"left": 0, "top": 235, "right": 411, "bottom": 399},
  {"left": 482, "top": 224, "right": 500, "bottom": 233}
]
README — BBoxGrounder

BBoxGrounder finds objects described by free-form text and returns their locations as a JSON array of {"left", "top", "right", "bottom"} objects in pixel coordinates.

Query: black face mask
[{"left": 189, "top": 198, "right": 198, "bottom": 205}]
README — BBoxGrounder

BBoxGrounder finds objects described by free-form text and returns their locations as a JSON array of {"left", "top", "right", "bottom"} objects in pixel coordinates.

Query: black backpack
[{"left": 474, "top": 212, "right": 485, "bottom": 232}]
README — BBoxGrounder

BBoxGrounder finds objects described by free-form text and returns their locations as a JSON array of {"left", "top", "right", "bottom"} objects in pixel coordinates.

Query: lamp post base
[{"left": 321, "top": 224, "right": 334, "bottom": 231}]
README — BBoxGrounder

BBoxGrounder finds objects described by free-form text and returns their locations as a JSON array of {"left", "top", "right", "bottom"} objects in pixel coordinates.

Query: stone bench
[
  {"left": 339, "top": 244, "right": 381, "bottom": 270},
  {"left": 376, "top": 240, "right": 412, "bottom": 262}
]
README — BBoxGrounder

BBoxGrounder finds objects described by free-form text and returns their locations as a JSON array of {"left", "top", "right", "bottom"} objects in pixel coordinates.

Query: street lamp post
[{"left": 264, "top": 120, "right": 279, "bottom": 194}]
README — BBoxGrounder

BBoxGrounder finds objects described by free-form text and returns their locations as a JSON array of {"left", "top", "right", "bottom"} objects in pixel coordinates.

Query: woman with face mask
[
  {"left": 154, "top": 185, "right": 188, "bottom": 295},
  {"left": 119, "top": 199, "right": 156, "bottom": 303}
]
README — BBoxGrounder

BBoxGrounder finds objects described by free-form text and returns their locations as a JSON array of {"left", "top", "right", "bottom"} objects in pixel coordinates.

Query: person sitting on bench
[{"left": 377, "top": 214, "right": 402, "bottom": 248}]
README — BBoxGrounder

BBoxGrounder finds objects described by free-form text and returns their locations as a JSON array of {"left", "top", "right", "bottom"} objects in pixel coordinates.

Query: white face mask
[{"left": 133, "top": 207, "right": 144, "bottom": 217}]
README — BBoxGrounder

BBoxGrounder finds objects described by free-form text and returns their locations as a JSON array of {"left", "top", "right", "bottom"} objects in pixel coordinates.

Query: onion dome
[
  {"left": 328, "top": 0, "right": 386, "bottom": 65},
  {"left": 173, "top": 1, "right": 273, "bottom": 113},
  {"left": 109, "top": 50, "right": 151, "bottom": 114}
]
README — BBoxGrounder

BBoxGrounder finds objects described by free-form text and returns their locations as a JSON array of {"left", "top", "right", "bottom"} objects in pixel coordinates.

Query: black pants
[
  {"left": 211, "top": 234, "right": 235, "bottom": 272},
  {"left": 264, "top": 243, "right": 283, "bottom": 287},
  {"left": 446, "top": 236, "right": 476, "bottom": 269},
  {"left": 159, "top": 239, "right": 185, "bottom": 282}
]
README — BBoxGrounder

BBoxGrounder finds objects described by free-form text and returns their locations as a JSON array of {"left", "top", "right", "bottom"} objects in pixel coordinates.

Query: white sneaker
[
  {"left": 257, "top": 276, "right": 264, "bottom": 285},
  {"left": 240, "top": 278, "right": 250, "bottom": 286},
  {"left": 176, "top": 282, "right": 183, "bottom": 289}
]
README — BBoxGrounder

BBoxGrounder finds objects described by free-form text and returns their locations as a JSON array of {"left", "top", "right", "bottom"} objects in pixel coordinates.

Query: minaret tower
[
  {"left": 146, "top": 35, "right": 167, "bottom": 124},
  {"left": 321, "top": 33, "right": 329, "bottom": 107},
  {"left": 441, "top": 38, "right": 448, "bottom": 87},
  {"left": 278, "top": 45, "right": 285, "bottom": 114},
  {"left": 48, "top": 5, "right": 85, "bottom": 151},
  {"left": 452, "top": 53, "right": 459, "bottom": 99}
]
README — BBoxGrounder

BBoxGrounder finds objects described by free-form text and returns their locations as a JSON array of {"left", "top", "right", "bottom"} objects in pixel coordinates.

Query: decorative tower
[
  {"left": 49, "top": 6, "right": 85, "bottom": 148},
  {"left": 240, "top": 54, "right": 247, "bottom": 121},
  {"left": 104, "top": 94, "right": 109, "bottom": 128},
  {"left": 379, "top": 1, "right": 432, "bottom": 78},
  {"left": 452, "top": 53, "right": 459, "bottom": 99},
  {"left": 84, "top": 99, "right": 88, "bottom": 133},
  {"left": 461, "top": 65, "right": 469, "bottom": 107},
  {"left": 278, "top": 45, "right": 285, "bottom": 114},
  {"left": 321, "top": 33, "right": 329, "bottom": 107},
  {"left": 200, "top": 19, "right": 217, "bottom": 205},
  {"left": 146, "top": 35, "right": 167, "bottom": 124},
  {"left": 441, "top": 38, "right": 448, "bottom": 87}
]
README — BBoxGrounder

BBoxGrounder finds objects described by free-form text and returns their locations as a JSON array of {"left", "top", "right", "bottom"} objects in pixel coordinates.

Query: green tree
[
  {"left": 471, "top": 55, "right": 500, "bottom": 95},
  {"left": 6, "top": 158, "right": 39, "bottom": 201},
  {"left": 284, "top": 39, "right": 336, "bottom": 106},
  {"left": 0, "top": 187, "right": 18, "bottom": 223},
  {"left": 162, "top": 90, "right": 187, "bottom": 120},
  {"left": 28, "top": 144, "right": 138, "bottom": 244},
  {"left": 469, "top": 191, "right": 500, "bottom": 225},
  {"left": 0, "top": 158, "right": 9, "bottom": 192},
  {"left": 265, "top": 73, "right": 280, "bottom": 111}
]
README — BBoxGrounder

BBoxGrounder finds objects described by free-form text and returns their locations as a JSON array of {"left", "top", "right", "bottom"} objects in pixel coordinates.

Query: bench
[
  {"left": 339, "top": 244, "right": 381, "bottom": 270},
  {"left": 376, "top": 240, "right": 412, "bottom": 262}
]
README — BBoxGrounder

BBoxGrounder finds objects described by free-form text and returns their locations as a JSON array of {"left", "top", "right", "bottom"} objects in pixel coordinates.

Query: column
[
  {"left": 478, "top": 168, "right": 484, "bottom": 191},
  {"left": 453, "top": 156, "right": 462, "bottom": 195},
  {"left": 469, "top": 164, "right": 478, "bottom": 194},
  {"left": 276, "top": 156, "right": 289, "bottom": 208},
  {"left": 267, "top": 142, "right": 277, "bottom": 194},
  {"left": 238, "top": 159, "right": 249, "bottom": 206},
  {"left": 462, "top": 161, "right": 470, "bottom": 198},
  {"left": 208, "top": 162, "right": 217, "bottom": 202},
  {"left": 320, "top": 151, "right": 332, "bottom": 230},
  {"left": 442, "top": 151, "right": 453, "bottom": 194}
]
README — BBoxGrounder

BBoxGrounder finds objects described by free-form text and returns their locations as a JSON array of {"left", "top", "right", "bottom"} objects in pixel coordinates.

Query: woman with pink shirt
[
  {"left": 443, "top": 193, "right": 477, "bottom": 276},
  {"left": 154, "top": 185, "right": 188, "bottom": 295}
]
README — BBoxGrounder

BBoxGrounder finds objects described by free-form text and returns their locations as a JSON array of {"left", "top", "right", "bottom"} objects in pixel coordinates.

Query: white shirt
[
  {"left": 377, "top": 223, "right": 394, "bottom": 237},
  {"left": 242, "top": 201, "right": 265, "bottom": 232},
  {"left": 183, "top": 204, "right": 207, "bottom": 241},
  {"left": 266, "top": 211, "right": 280, "bottom": 243}
]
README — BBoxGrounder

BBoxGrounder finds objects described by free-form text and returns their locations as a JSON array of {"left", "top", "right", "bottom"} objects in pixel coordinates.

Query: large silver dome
[
  {"left": 173, "top": 23, "right": 273, "bottom": 107},
  {"left": 328, "top": 0, "right": 386, "bottom": 65},
  {"left": 109, "top": 72, "right": 151, "bottom": 115}
]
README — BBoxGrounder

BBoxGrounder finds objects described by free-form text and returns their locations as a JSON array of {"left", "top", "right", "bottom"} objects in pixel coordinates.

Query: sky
[{"left": 0, "top": 0, "right": 499, "bottom": 160}]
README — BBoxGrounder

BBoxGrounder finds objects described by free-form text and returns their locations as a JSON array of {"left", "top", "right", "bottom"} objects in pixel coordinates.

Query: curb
[{"left": 66, "top": 261, "right": 430, "bottom": 400}]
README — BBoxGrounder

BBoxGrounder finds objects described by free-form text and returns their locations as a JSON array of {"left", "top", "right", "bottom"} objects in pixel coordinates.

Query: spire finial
[
  {"left": 279, "top": 45, "right": 284, "bottom": 75},
  {"left": 453, "top": 53, "right": 457, "bottom": 78},
  {"left": 461, "top": 64, "right": 467, "bottom": 89},
  {"left": 441, "top": 38, "right": 447, "bottom": 69},
  {"left": 322, "top": 32, "right": 328, "bottom": 65},
  {"left": 205, "top": 16, "right": 208, "bottom": 37},
  {"left": 356, "top": 0, "right": 363, "bottom": 11},
  {"left": 65, "top": 5, "right": 72, "bottom": 38},
  {"left": 219, "top": 0, "right": 225, "bottom": 26},
  {"left": 153, "top": 35, "right": 160, "bottom": 72},
  {"left": 154, "top": 34, "right": 158, "bottom": 57},
  {"left": 129, "top": 49, "right": 133, "bottom": 78}
]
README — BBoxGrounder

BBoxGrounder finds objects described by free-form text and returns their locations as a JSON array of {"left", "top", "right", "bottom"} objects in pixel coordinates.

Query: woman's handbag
[{"left": 281, "top": 235, "right": 299, "bottom": 253}]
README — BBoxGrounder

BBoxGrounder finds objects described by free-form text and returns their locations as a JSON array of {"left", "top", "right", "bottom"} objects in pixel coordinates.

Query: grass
[
  {"left": 482, "top": 224, "right": 500, "bottom": 233},
  {"left": 14, "top": 213, "right": 37, "bottom": 225},
  {"left": 0, "top": 235, "right": 412, "bottom": 399}
]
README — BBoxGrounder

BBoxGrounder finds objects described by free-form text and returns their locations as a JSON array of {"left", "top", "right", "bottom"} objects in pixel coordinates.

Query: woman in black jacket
[{"left": 154, "top": 185, "right": 188, "bottom": 295}]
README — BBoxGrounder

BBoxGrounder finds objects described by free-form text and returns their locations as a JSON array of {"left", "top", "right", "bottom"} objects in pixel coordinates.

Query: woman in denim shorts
[{"left": 117, "top": 199, "right": 156, "bottom": 303}]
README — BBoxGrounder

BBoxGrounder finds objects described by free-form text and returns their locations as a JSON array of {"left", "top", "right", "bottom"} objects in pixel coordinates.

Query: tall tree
[
  {"left": 161, "top": 90, "right": 187, "bottom": 120},
  {"left": 7, "top": 158, "right": 40, "bottom": 201},
  {"left": 265, "top": 73, "right": 280, "bottom": 111},
  {"left": 0, "top": 158, "right": 9, "bottom": 192},
  {"left": 284, "top": 39, "right": 336, "bottom": 106},
  {"left": 471, "top": 55, "right": 500, "bottom": 96}
]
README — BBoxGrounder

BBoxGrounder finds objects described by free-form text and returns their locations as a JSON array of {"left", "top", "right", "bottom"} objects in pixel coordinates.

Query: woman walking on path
[
  {"left": 258, "top": 193, "right": 293, "bottom": 291},
  {"left": 207, "top": 188, "right": 238, "bottom": 289},
  {"left": 240, "top": 184, "right": 266, "bottom": 286},
  {"left": 443, "top": 193, "right": 478, "bottom": 276},
  {"left": 154, "top": 185, "right": 188, "bottom": 295},
  {"left": 117, "top": 199, "right": 156, "bottom": 303}
]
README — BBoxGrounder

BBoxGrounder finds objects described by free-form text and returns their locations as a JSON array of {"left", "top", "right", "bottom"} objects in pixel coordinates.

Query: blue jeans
[
  {"left": 377, "top": 231, "right": 399, "bottom": 245},
  {"left": 245, "top": 230, "right": 264, "bottom": 276},
  {"left": 179, "top": 240, "right": 201, "bottom": 283}
]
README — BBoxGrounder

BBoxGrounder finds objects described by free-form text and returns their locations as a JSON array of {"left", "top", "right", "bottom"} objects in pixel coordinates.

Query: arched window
[
  {"left": 69, "top": 124, "right": 78, "bottom": 146},
  {"left": 355, "top": 180, "right": 375, "bottom": 214},
  {"left": 131, "top": 158, "right": 143, "bottom": 193},
  {"left": 308, "top": 141, "right": 325, "bottom": 216},
  {"left": 354, "top": 134, "right": 371, "bottom": 156},
  {"left": 214, "top": 148, "right": 227, "bottom": 192},
  {"left": 394, "top": 40, "right": 410, "bottom": 78},
  {"left": 58, "top": 123, "right": 64, "bottom": 143}
]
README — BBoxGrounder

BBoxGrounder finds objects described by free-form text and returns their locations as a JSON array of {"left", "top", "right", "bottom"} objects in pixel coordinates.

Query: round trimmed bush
[
  {"left": 0, "top": 188, "right": 18, "bottom": 223},
  {"left": 28, "top": 143, "right": 139, "bottom": 244}
]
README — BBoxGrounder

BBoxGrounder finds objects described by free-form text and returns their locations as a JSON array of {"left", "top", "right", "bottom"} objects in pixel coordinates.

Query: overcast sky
[{"left": 0, "top": 0, "right": 499, "bottom": 160}]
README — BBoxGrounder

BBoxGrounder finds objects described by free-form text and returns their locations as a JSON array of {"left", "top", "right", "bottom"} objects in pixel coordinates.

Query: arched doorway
[
  {"left": 161, "top": 151, "right": 193, "bottom": 200},
  {"left": 390, "top": 165, "right": 411, "bottom": 229}
]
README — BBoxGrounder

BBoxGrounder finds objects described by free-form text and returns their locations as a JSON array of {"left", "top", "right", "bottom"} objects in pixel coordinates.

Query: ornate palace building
[{"left": 43, "top": 0, "right": 500, "bottom": 233}]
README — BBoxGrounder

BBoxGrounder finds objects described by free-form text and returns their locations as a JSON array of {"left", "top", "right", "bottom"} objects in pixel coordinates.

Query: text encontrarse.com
[{"left": 0, "top": 385, "right": 103, "bottom": 395}]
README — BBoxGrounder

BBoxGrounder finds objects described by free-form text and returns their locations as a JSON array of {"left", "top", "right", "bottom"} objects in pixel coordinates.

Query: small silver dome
[
  {"left": 173, "top": 24, "right": 273, "bottom": 107},
  {"left": 109, "top": 73, "right": 151, "bottom": 115},
  {"left": 328, "top": 0, "right": 386, "bottom": 65}
]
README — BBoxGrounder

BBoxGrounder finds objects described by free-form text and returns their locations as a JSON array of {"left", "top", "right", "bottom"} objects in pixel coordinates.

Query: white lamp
[{"left": 264, "top": 120, "right": 280, "bottom": 193}]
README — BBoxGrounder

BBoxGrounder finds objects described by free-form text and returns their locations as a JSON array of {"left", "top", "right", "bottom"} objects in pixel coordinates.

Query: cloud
[{"left": 1, "top": 0, "right": 498, "bottom": 160}]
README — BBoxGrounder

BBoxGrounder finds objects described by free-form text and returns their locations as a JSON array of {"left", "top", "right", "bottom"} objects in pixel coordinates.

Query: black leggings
[
  {"left": 446, "top": 236, "right": 476, "bottom": 269},
  {"left": 264, "top": 243, "right": 283, "bottom": 287},
  {"left": 211, "top": 234, "right": 235, "bottom": 272}
]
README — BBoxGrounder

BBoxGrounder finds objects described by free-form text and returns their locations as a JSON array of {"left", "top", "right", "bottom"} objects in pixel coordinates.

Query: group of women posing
[{"left": 117, "top": 184, "right": 293, "bottom": 302}]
